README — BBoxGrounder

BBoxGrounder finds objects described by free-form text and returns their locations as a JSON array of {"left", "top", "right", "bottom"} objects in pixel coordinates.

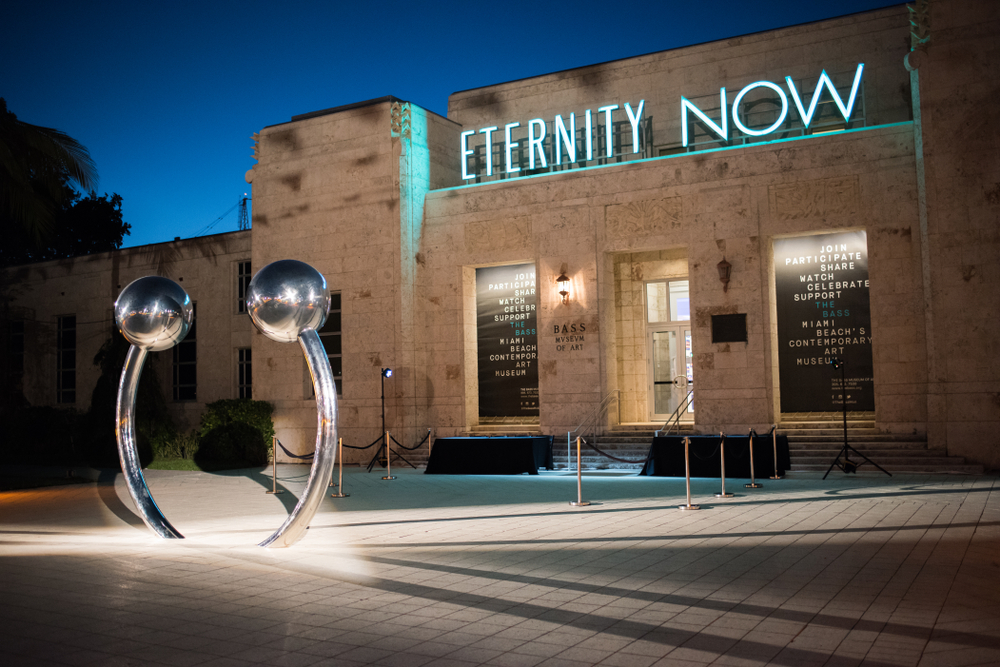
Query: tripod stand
[
  {"left": 365, "top": 432, "right": 416, "bottom": 472},
  {"left": 823, "top": 358, "right": 891, "bottom": 479},
  {"left": 365, "top": 368, "right": 416, "bottom": 474}
]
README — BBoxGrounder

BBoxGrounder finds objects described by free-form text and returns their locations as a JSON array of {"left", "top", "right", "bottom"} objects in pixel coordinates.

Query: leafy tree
[
  {"left": 77, "top": 330, "right": 168, "bottom": 469},
  {"left": 0, "top": 187, "right": 130, "bottom": 266},
  {"left": 0, "top": 97, "right": 98, "bottom": 246}
]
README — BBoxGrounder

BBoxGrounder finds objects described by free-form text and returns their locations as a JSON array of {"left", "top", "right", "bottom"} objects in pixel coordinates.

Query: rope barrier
[
  {"left": 276, "top": 439, "right": 314, "bottom": 460},
  {"left": 578, "top": 437, "right": 648, "bottom": 464},
  {"left": 745, "top": 429, "right": 762, "bottom": 489},
  {"left": 769, "top": 424, "right": 783, "bottom": 480},
  {"left": 575, "top": 428, "right": 769, "bottom": 471},
  {"left": 343, "top": 435, "right": 382, "bottom": 451},
  {"left": 390, "top": 429, "right": 431, "bottom": 451},
  {"left": 714, "top": 433, "right": 734, "bottom": 499},
  {"left": 266, "top": 436, "right": 285, "bottom": 495},
  {"left": 569, "top": 437, "right": 590, "bottom": 507},
  {"left": 690, "top": 439, "right": 723, "bottom": 462},
  {"left": 381, "top": 431, "right": 396, "bottom": 480},
  {"left": 330, "top": 438, "right": 348, "bottom": 498},
  {"left": 678, "top": 437, "right": 700, "bottom": 511}
]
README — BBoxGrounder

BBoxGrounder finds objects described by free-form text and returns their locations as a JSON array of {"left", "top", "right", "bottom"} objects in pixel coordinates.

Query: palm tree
[{"left": 0, "top": 97, "right": 98, "bottom": 244}]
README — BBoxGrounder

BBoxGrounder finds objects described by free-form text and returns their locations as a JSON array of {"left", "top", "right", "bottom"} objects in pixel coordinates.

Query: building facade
[{"left": 5, "top": 1, "right": 999, "bottom": 469}]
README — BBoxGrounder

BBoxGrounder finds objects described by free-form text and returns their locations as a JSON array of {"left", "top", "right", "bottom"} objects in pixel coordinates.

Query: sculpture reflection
[
  {"left": 247, "top": 259, "right": 338, "bottom": 548},
  {"left": 114, "top": 276, "right": 193, "bottom": 539}
]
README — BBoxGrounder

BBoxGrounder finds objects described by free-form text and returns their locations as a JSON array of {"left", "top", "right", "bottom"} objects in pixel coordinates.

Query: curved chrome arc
[
  {"left": 116, "top": 345, "right": 184, "bottom": 539},
  {"left": 258, "top": 330, "right": 338, "bottom": 548}
]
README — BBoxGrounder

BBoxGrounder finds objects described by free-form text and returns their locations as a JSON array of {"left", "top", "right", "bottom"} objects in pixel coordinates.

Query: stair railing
[
  {"left": 566, "top": 389, "right": 620, "bottom": 472},
  {"left": 654, "top": 376, "right": 694, "bottom": 437}
]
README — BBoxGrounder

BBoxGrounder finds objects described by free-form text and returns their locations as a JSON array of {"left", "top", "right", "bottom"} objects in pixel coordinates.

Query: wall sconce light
[
  {"left": 717, "top": 258, "right": 732, "bottom": 292},
  {"left": 556, "top": 271, "right": 571, "bottom": 304}
]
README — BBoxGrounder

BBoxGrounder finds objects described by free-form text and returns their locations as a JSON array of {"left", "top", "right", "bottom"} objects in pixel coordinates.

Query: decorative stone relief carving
[
  {"left": 769, "top": 176, "right": 859, "bottom": 221},
  {"left": 390, "top": 102, "right": 411, "bottom": 140},
  {"left": 464, "top": 218, "right": 531, "bottom": 253},
  {"left": 605, "top": 198, "right": 681, "bottom": 238}
]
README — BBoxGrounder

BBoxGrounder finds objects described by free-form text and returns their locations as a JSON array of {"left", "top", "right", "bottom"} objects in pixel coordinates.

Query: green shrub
[
  {"left": 196, "top": 399, "right": 274, "bottom": 467},
  {"left": 2, "top": 406, "right": 83, "bottom": 466},
  {"left": 195, "top": 422, "right": 268, "bottom": 467},
  {"left": 151, "top": 429, "right": 199, "bottom": 460},
  {"left": 80, "top": 331, "right": 168, "bottom": 470}
]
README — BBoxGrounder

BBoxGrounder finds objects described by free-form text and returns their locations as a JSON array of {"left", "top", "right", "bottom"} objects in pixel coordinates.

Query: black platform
[
  {"left": 639, "top": 435, "right": 790, "bottom": 478},
  {"left": 424, "top": 436, "right": 554, "bottom": 475}
]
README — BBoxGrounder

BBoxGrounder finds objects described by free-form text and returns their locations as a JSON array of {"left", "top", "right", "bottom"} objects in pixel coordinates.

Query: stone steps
[
  {"left": 782, "top": 419, "right": 983, "bottom": 474},
  {"left": 556, "top": 429, "right": 671, "bottom": 471}
]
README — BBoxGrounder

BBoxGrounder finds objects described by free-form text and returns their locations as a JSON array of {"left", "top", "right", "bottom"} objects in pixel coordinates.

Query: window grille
[
  {"left": 7, "top": 320, "right": 24, "bottom": 405},
  {"left": 317, "top": 293, "right": 342, "bottom": 395},
  {"left": 56, "top": 315, "right": 76, "bottom": 404},
  {"left": 237, "top": 261, "right": 251, "bottom": 313},
  {"left": 173, "top": 304, "right": 196, "bottom": 401},
  {"left": 237, "top": 347, "right": 252, "bottom": 399}
]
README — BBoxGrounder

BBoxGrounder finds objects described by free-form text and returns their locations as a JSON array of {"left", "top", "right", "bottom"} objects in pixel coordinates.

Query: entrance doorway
[{"left": 646, "top": 280, "right": 693, "bottom": 422}]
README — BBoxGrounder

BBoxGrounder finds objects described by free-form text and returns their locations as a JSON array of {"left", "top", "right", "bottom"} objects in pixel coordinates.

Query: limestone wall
[
  {"left": 422, "top": 123, "right": 922, "bottom": 437},
  {"left": 1, "top": 232, "right": 252, "bottom": 434},
  {"left": 910, "top": 0, "right": 1000, "bottom": 467},
  {"left": 249, "top": 99, "right": 461, "bottom": 461}
]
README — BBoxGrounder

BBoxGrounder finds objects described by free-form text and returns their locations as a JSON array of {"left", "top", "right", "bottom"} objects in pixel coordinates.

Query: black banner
[
  {"left": 774, "top": 231, "right": 874, "bottom": 413},
  {"left": 476, "top": 264, "right": 538, "bottom": 417}
]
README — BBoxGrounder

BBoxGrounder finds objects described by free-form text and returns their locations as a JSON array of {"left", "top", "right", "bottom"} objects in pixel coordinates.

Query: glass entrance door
[
  {"left": 651, "top": 330, "right": 679, "bottom": 417},
  {"left": 646, "top": 280, "right": 693, "bottom": 422},
  {"left": 649, "top": 328, "right": 693, "bottom": 421}
]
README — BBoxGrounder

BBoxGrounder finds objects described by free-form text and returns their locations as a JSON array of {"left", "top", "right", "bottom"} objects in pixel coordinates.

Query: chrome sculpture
[
  {"left": 114, "top": 276, "right": 193, "bottom": 539},
  {"left": 247, "top": 259, "right": 338, "bottom": 548}
]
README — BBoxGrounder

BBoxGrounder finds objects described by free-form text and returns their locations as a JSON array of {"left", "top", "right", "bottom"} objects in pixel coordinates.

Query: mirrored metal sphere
[
  {"left": 115, "top": 276, "right": 193, "bottom": 351},
  {"left": 246, "top": 260, "right": 330, "bottom": 343}
]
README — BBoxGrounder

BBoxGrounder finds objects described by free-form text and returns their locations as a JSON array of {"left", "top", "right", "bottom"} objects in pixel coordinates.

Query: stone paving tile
[{"left": 1, "top": 469, "right": 999, "bottom": 667}]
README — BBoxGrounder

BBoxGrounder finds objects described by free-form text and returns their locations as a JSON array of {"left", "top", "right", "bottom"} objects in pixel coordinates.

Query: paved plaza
[{"left": 1, "top": 466, "right": 998, "bottom": 667}]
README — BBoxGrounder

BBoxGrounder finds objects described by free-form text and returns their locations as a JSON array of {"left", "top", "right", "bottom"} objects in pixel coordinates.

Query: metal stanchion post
[
  {"left": 770, "top": 425, "right": 783, "bottom": 479},
  {"left": 569, "top": 437, "right": 590, "bottom": 507},
  {"left": 331, "top": 438, "right": 349, "bottom": 498},
  {"left": 715, "top": 433, "right": 733, "bottom": 498},
  {"left": 679, "top": 437, "right": 700, "bottom": 510},
  {"left": 382, "top": 430, "right": 395, "bottom": 480},
  {"left": 745, "top": 429, "right": 762, "bottom": 488},
  {"left": 266, "top": 436, "right": 284, "bottom": 495}
]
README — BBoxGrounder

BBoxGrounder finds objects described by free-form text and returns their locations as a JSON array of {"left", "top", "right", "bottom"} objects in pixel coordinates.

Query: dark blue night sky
[{"left": 2, "top": 1, "right": 900, "bottom": 248}]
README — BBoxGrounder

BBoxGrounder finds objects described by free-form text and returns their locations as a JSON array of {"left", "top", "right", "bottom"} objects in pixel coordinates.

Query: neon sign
[
  {"left": 682, "top": 64, "right": 864, "bottom": 147},
  {"left": 460, "top": 64, "right": 865, "bottom": 180},
  {"left": 461, "top": 101, "right": 645, "bottom": 181}
]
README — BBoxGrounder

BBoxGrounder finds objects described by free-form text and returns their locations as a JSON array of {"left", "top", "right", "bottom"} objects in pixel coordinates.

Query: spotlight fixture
[{"left": 382, "top": 368, "right": 393, "bottom": 378}]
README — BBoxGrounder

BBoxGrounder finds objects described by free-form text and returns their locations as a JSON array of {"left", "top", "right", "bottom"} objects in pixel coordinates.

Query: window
[
  {"left": 317, "top": 293, "right": 342, "bottom": 395},
  {"left": 8, "top": 320, "right": 24, "bottom": 404},
  {"left": 173, "top": 304, "right": 196, "bottom": 401},
  {"left": 646, "top": 280, "right": 690, "bottom": 323},
  {"left": 237, "top": 260, "right": 252, "bottom": 313},
  {"left": 56, "top": 315, "right": 76, "bottom": 403},
  {"left": 237, "top": 348, "right": 252, "bottom": 399}
]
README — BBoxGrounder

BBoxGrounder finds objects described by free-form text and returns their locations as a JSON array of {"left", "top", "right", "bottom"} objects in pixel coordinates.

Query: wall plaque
[{"left": 712, "top": 314, "right": 747, "bottom": 343}]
